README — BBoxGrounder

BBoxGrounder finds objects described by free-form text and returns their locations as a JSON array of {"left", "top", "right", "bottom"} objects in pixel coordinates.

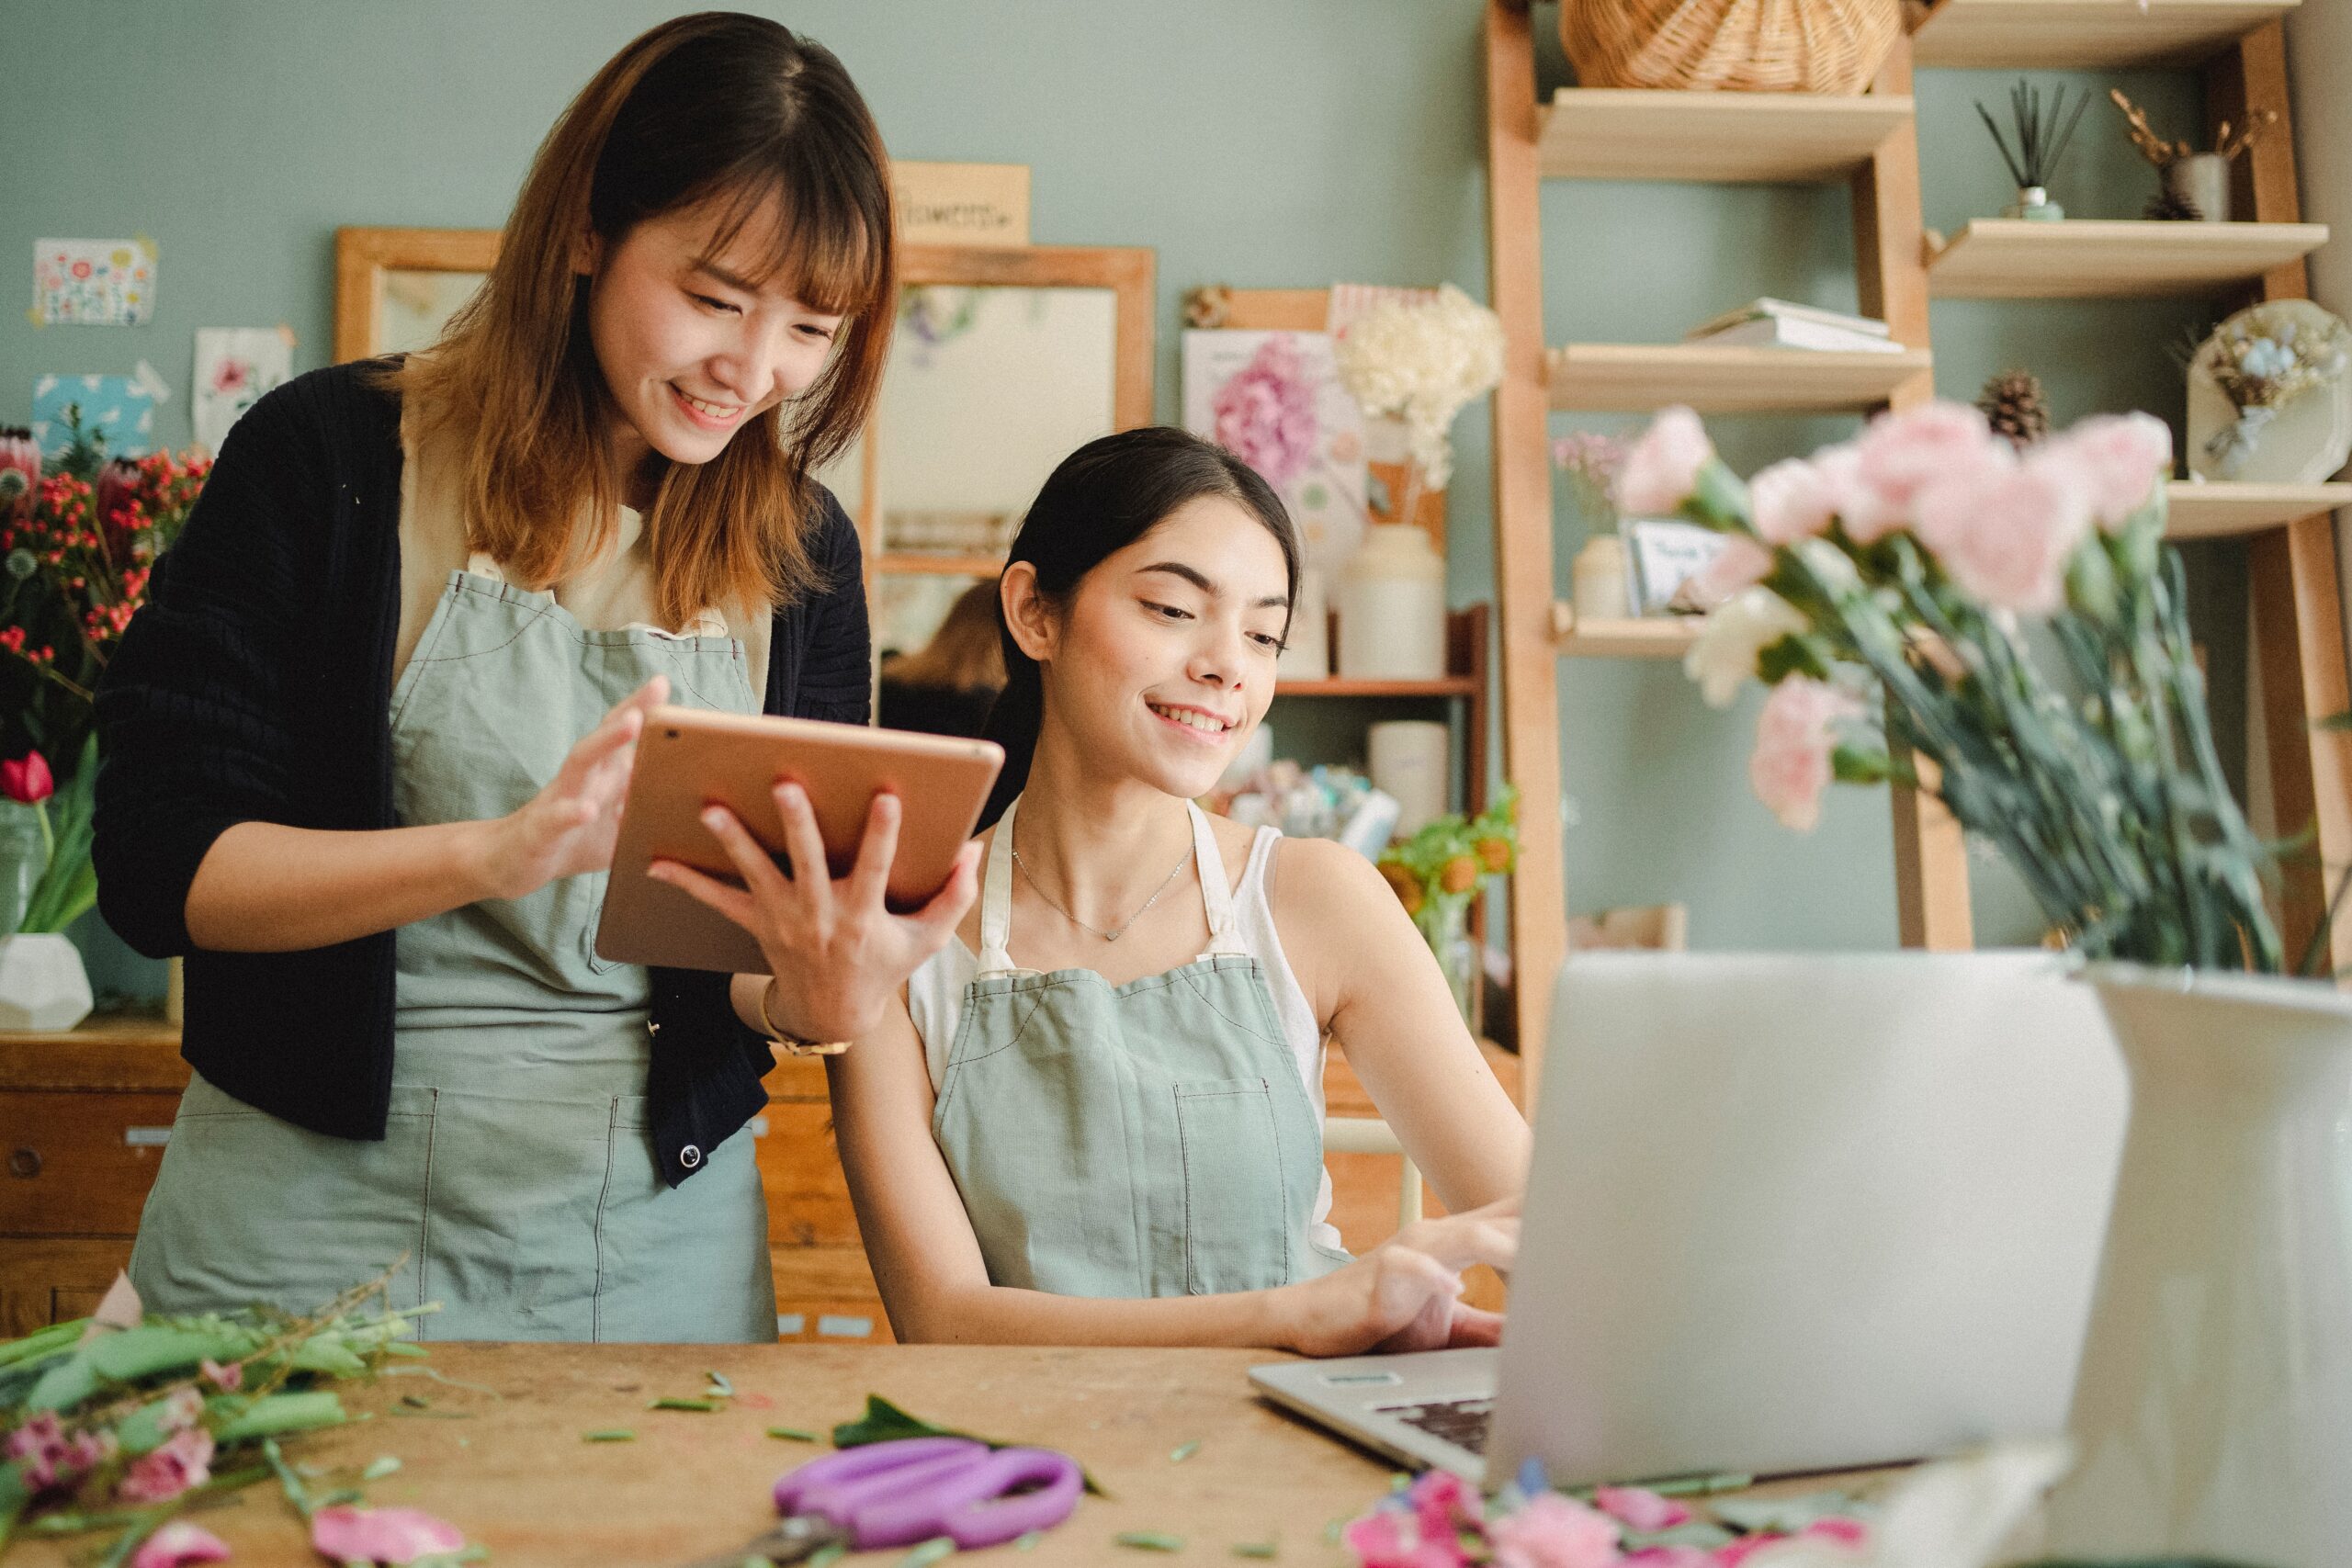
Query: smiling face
[
  {"left": 580, "top": 197, "right": 846, "bottom": 487},
  {"left": 1013, "top": 493, "right": 1294, "bottom": 802}
]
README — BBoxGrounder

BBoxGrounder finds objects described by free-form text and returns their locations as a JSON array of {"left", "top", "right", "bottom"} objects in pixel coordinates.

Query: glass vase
[
  {"left": 1420, "top": 896, "right": 1482, "bottom": 1035},
  {"left": 0, "top": 802, "right": 43, "bottom": 940}
]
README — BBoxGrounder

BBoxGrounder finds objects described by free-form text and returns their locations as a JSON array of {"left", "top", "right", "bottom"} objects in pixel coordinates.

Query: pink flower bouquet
[{"left": 1630, "top": 400, "right": 2300, "bottom": 973}]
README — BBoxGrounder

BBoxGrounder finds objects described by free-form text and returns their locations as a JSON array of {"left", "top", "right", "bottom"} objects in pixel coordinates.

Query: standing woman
[{"left": 94, "top": 14, "right": 975, "bottom": 1342}]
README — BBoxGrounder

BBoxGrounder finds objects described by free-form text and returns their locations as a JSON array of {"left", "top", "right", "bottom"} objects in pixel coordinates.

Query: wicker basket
[{"left": 1560, "top": 0, "right": 1902, "bottom": 95}]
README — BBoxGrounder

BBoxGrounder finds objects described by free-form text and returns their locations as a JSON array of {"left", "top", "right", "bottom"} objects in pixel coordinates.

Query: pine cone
[
  {"left": 1977, "top": 369, "right": 2050, "bottom": 450},
  {"left": 2144, "top": 186, "right": 2202, "bottom": 221}
]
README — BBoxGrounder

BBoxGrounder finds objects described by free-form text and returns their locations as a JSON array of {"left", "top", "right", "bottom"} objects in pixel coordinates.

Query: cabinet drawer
[{"left": 0, "top": 1091, "right": 179, "bottom": 1235}]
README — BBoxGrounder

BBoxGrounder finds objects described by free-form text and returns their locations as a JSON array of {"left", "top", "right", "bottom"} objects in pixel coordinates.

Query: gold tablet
[{"left": 594, "top": 705, "right": 1003, "bottom": 974}]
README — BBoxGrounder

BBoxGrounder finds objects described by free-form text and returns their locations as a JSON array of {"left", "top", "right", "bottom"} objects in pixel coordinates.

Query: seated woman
[
  {"left": 878, "top": 580, "right": 1005, "bottom": 738},
  {"left": 831, "top": 427, "right": 1528, "bottom": 1353}
]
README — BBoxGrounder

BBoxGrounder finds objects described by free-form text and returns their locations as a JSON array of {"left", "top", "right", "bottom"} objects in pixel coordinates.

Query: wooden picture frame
[{"left": 333, "top": 227, "right": 500, "bottom": 363}]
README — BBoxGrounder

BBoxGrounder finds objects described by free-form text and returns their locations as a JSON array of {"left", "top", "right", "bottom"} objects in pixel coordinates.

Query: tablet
[{"left": 594, "top": 705, "right": 1003, "bottom": 974}]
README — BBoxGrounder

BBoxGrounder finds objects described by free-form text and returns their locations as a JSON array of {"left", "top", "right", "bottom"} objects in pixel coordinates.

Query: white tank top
[{"left": 906, "top": 821, "right": 1339, "bottom": 1245}]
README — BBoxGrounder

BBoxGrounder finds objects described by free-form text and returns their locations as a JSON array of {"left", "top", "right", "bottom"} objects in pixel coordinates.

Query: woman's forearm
[
  {"left": 892, "top": 1280, "right": 1299, "bottom": 1350},
  {"left": 184, "top": 819, "right": 499, "bottom": 952}
]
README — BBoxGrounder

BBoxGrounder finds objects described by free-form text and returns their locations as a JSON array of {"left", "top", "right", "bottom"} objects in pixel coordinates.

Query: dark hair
[
  {"left": 390, "top": 11, "right": 894, "bottom": 626},
  {"left": 978, "top": 428, "right": 1299, "bottom": 829}
]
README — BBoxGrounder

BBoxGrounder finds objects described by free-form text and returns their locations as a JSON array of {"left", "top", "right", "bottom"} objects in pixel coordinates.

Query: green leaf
[
  {"left": 832, "top": 1394, "right": 1111, "bottom": 1497},
  {"left": 649, "top": 1396, "right": 719, "bottom": 1412},
  {"left": 362, "top": 1455, "right": 403, "bottom": 1480},
  {"left": 582, "top": 1429, "right": 637, "bottom": 1443},
  {"left": 898, "top": 1538, "right": 957, "bottom": 1567},
  {"left": 264, "top": 1437, "right": 316, "bottom": 1522},
  {"left": 806, "top": 1546, "right": 849, "bottom": 1568},
  {"left": 1015, "top": 1532, "right": 1045, "bottom": 1551},
  {"left": 1170, "top": 1439, "right": 1201, "bottom": 1463},
  {"left": 705, "top": 1370, "right": 735, "bottom": 1396},
  {"left": 1115, "top": 1530, "right": 1187, "bottom": 1551},
  {"left": 212, "top": 1390, "right": 347, "bottom": 1443},
  {"left": 1231, "top": 1541, "right": 1279, "bottom": 1558},
  {"left": 0, "top": 1317, "right": 85, "bottom": 1369},
  {"left": 765, "top": 1427, "right": 820, "bottom": 1442},
  {"left": 23, "top": 1349, "right": 99, "bottom": 1413}
]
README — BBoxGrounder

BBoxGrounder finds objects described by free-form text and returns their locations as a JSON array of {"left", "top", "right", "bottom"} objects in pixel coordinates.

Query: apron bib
[
  {"left": 931, "top": 796, "right": 1345, "bottom": 1298},
  {"left": 132, "top": 558, "right": 775, "bottom": 1342}
]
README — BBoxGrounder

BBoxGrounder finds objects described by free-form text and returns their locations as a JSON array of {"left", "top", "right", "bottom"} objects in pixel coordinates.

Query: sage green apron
[
  {"left": 932, "top": 795, "right": 1346, "bottom": 1297},
  {"left": 130, "top": 558, "right": 775, "bottom": 1342}
]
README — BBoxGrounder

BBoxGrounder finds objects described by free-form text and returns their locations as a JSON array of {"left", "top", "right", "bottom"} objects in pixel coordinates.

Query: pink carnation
[
  {"left": 1622, "top": 1550, "right": 1713, "bottom": 1568},
  {"left": 1802, "top": 1517, "right": 1870, "bottom": 1548},
  {"left": 1914, "top": 449, "right": 2093, "bottom": 615},
  {"left": 311, "top": 1506, "right": 469, "bottom": 1566},
  {"left": 130, "top": 1520, "right": 232, "bottom": 1568},
  {"left": 1212, "top": 336, "right": 1320, "bottom": 489},
  {"left": 1487, "top": 1494, "right": 1621, "bottom": 1568},
  {"left": 1750, "top": 677, "right": 1864, "bottom": 832},
  {"left": 1748, "top": 457, "right": 1845, "bottom": 546},
  {"left": 1410, "top": 1469, "right": 1480, "bottom": 1541},
  {"left": 1686, "top": 536, "right": 1775, "bottom": 608},
  {"left": 199, "top": 1357, "right": 243, "bottom": 1393},
  {"left": 2050, "top": 412, "right": 2171, "bottom": 533},
  {"left": 117, "top": 1427, "right": 214, "bottom": 1505},
  {"left": 6, "top": 1412, "right": 113, "bottom": 1494},
  {"left": 1343, "top": 1506, "right": 1472, "bottom": 1568},
  {"left": 1844, "top": 402, "right": 2001, "bottom": 544},
  {"left": 1619, "top": 406, "right": 1713, "bottom": 516},
  {"left": 1712, "top": 1534, "right": 1788, "bottom": 1567},
  {"left": 1596, "top": 1484, "right": 1695, "bottom": 1533}
]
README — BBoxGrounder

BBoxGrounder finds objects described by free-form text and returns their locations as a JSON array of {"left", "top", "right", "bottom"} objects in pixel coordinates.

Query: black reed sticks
[{"left": 1975, "top": 79, "right": 2092, "bottom": 189}]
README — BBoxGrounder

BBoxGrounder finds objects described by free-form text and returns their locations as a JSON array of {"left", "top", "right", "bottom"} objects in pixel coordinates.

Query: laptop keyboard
[{"left": 1381, "top": 1397, "right": 1493, "bottom": 1454}]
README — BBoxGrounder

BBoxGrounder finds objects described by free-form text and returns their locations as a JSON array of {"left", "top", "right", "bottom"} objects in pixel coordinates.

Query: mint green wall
[{"left": 0, "top": 1, "right": 2238, "bottom": 995}]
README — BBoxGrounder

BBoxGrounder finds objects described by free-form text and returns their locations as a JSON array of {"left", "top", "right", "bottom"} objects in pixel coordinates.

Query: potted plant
[
  {"left": 1621, "top": 397, "right": 2351, "bottom": 1564},
  {"left": 0, "top": 412, "right": 209, "bottom": 1029},
  {"left": 1377, "top": 786, "right": 1518, "bottom": 1032}
]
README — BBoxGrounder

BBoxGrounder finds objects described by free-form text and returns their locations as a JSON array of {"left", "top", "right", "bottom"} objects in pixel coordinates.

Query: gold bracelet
[{"left": 758, "top": 978, "right": 850, "bottom": 1057}]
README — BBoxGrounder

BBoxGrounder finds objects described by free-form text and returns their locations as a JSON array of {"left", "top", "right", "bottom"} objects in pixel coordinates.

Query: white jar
[
  {"left": 1336, "top": 525, "right": 1445, "bottom": 680},
  {"left": 1573, "top": 534, "right": 1631, "bottom": 622}
]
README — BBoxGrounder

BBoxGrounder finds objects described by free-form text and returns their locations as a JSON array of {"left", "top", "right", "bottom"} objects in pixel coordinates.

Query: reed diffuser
[{"left": 1976, "top": 79, "right": 2091, "bottom": 222}]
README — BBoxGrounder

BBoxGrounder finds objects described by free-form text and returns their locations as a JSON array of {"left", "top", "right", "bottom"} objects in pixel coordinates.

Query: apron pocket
[{"left": 1174, "top": 1077, "right": 1293, "bottom": 1295}]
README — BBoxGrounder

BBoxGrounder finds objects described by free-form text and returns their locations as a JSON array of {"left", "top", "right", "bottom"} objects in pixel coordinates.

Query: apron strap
[
  {"left": 1189, "top": 801, "right": 1248, "bottom": 956},
  {"left": 978, "top": 795, "right": 1247, "bottom": 972}
]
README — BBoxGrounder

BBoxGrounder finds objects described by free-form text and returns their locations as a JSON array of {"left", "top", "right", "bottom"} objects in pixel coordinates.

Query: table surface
[{"left": 13, "top": 1343, "right": 1882, "bottom": 1566}]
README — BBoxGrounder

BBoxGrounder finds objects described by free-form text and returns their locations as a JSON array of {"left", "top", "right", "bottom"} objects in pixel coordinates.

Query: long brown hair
[
  {"left": 883, "top": 581, "right": 1008, "bottom": 691},
  {"left": 389, "top": 12, "right": 894, "bottom": 626}
]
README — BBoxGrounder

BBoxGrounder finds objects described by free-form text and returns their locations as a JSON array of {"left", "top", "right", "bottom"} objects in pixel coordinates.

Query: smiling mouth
[
  {"left": 1148, "top": 699, "right": 1235, "bottom": 736},
  {"left": 671, "top": 385, "right": 747, "bottom": 427}
]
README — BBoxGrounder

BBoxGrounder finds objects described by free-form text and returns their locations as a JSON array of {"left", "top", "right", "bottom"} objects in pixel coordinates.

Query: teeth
[
  {"left": 676, "top": 388, "right": 742, "bottom": 420},
  {"left": 1150, "top": 702, "right": 1227, "bottom": 733}
]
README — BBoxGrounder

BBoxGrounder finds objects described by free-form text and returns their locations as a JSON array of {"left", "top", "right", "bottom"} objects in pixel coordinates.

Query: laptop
[{"left": 1251, "top": 951, "right": 2128, "bottom": 1485}]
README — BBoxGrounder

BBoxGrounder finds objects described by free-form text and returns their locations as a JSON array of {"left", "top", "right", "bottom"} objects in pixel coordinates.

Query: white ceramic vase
[
  {"left": 0, "top": 932, "right": 95, "bottom": 1032},
  {"left": 2046, "top": 964, "right": 2352, "bottom": 1567}
]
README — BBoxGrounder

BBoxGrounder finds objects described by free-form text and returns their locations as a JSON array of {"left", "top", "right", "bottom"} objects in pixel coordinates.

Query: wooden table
[{"left": 17, "top": 1344, "right": 1417, "bottom": 1565}]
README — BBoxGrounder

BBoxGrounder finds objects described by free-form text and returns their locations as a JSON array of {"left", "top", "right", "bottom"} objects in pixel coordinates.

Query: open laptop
[{"left": 1251, "top": 951, "right": 2128, "bottom": 1485}]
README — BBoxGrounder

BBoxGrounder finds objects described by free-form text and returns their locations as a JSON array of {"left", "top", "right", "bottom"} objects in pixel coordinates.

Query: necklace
[{"left": 1012, "top": 832, "right": 1193, "bottom": 943}]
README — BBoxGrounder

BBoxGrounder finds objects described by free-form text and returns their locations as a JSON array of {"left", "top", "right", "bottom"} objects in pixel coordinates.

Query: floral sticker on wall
[
  {"left": 1182, "top": 329, "right": 1368, "bottom": 572},
  {"left": 31, "top": 237, "right": 157, "bottom": 327},
  {"left": 192, "top": 327, "right": 295, "bottom": 455}
]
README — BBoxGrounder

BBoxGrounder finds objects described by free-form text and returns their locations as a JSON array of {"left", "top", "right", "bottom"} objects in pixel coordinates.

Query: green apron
[
  {"left": 130, "top": 558, "right": 775, "bottom": 1342},
  {"left": 932, "top": 795, "right": 1347, "bottom": 1298}
]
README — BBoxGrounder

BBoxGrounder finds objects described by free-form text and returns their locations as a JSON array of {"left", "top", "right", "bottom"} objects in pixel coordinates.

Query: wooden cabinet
[{"left": 0, "top": 1020, "right": 1518, "bottom": 1338}]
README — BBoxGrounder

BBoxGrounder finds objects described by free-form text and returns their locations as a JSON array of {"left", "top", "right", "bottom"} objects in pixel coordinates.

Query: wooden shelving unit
[
  {"left": 1277, "top": 676, "right": 1482, "bottom": 698},
  {"left": 1548, "top": 343, "right": 1934, "bottom": 414},
  {"left": 1925, "top": 218, "right": 2329, "bottom": 299},
  {"left": 1913, "top": 0, "right": 2301, "bottom": 69},
  {"left": 2165, "top": 481, "right": 2352, "bottom": 540},
  {"left": 1537, "top": 89, "right": 1912, "bottom": 183},
  {"left": 1484, "top": 4, "right": 1970, "bottom": 1087},
  {"left": 1550, "top": 610, "right": 1705, "bottom": 660},
  {"left": 873, "top": 550, "right": 1002, "bottom": 577}
]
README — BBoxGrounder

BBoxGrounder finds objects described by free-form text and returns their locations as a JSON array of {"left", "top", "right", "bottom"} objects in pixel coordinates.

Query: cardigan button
[{"left": 678, "top": 1143, "right": 702, "bottom": 1170}]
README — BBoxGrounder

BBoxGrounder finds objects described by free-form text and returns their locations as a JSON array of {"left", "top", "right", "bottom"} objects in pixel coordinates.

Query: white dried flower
[
  {"left": 1332, "top": 284, "right": 1505, "bottom": 490},
  {"left": 1684, "top": 587, "right": 1810, "bottom": 709}
]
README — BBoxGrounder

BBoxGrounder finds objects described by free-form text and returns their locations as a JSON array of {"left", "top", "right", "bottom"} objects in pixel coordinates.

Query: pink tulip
[
  {"left": 1487, "top": 1494, "right": 1622, "bottom": 1568},
  {"left": 1687, "top": 536, "right": 1775, "bottom": 608},
  {"left": 0, "top": 750, "right": 53, "bottom": 806},
  {"left": 1595, "top": 1484, "right": 1695, "bottom": 1533},
  {"left": 1750, "top": 678, "right": 1863, "bottom": 832},
  {"left": 1914, "top": 449, "right": 2093, "bottom": 615},
  {"left": 2050, "top": 412, "right": 2171, "bottom": 533},
  {"left": 1619, "top": 406, "right": 1713, "bottom": 516},
  {"left": 1343, "top": 1506, "right": 1472, "bottom": 1568},
  {"left": 1747, "top": 457, "right": 1845, "bottom": 546},
  {"left": 116, "top": 1427, "right": 213, "bottom": 1505},
  {"left": 1844, "top": 402, "right": 2001, "bottom": 544},
  {"left": 130, "top": 1520, "right": 232, "bottom": 1568},
  {"left": 310, "top": 1506, "right": 469, "bottom": 1565}
]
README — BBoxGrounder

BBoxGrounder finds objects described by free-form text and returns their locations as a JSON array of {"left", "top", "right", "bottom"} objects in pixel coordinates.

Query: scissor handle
[
  {"left": 856, "top": 1446, "right": 1084, "bottom": 1551},
  {"left": 775, "top": 1438, "right": 987, "bottom": 1523}
]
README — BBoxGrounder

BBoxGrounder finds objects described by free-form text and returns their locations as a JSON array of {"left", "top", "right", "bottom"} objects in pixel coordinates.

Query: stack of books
[{"left": 1685, "top": 299, "right": 1903, "bottom": 354}]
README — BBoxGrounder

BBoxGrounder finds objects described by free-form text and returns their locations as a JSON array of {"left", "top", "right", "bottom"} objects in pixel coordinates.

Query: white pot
[
  {"left": 0, "top": 932, "right": 95, "bottom": 1032},
  {"left": 2047, "top": 964, "right": 2352, "bottom": 1566}
]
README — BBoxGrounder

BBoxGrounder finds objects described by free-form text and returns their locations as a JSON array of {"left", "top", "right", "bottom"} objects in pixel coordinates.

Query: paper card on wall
[
  {"left": 193, "top": 327, "right": 294, "bottom": 455},
  {"left": 31, "top": 237, "right": 158, "bottom": 326},
  {"left": 892, "top": 162, "right": 1030, "bottom": 248},
  {"left": 30, "top": 364, "right": 170, "bottom": 460},
  {"left": 1623, "top": 517, "right": 1730, "bottom": 614},
  {"left": 1182, "top": 330, "right": 1368, "bottom": 573}
]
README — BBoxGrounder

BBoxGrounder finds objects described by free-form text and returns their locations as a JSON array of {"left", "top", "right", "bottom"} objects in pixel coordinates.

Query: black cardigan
[{"left": 93, "top": 360, "right": 872, "bottom": 1187}]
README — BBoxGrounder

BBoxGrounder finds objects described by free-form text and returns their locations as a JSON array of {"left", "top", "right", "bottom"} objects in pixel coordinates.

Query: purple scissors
[{"left": 684, "top": 1437, "right": 1083, "bottom": 1565}]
